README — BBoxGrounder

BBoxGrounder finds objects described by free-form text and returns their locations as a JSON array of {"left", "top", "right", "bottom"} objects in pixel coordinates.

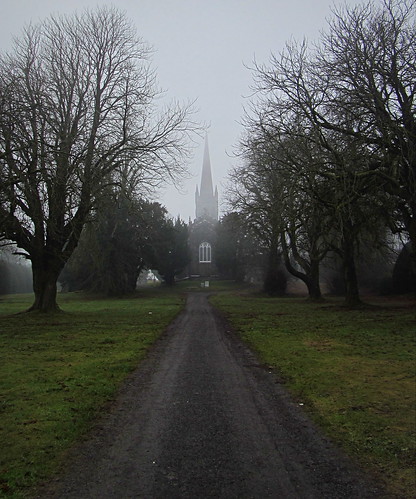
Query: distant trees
[
  {"left": 215, "top": 212, "right": 262, "bottom": 282},
  {"left": 0, "top": 7, "right": 196, "bottom": 311},
  {"left": 229, "top": 0, "right": 415, "bottom": 303},
  {"left": 215, "top": 213, "right": 243, "bottom": 281},
  {"left": 60, "top": 196, "right": 190, "bottom": 293},
  {"left": 150, "top": 217, "right": 190, "bottom": 286},
  {"left": 229, "top": 133, "right": 330, "bottom": 298},
  {"left": 60, "top": 193, "right": 150, "bottom": 295},
  {"left": 0, "top": 250, "right": 32, "bottom": 294}
]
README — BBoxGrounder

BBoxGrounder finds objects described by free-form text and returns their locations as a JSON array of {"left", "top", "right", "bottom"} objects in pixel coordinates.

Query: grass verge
[
  {"left": 210, "top": 292, "right": 416, "bottom": 498},
  {"left": 0, "top": 289, "right": 184, "bottom": 498}
]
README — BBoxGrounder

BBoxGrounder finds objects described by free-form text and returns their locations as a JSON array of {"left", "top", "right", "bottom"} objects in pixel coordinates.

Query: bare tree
[
  {"left": 258, "top": 0, "right": 415, "bottom": 269},
  {"left": 236, "top": 0, "right": 415, "bottom": 304},
  {"left": 229, "top": 120, "right": 332, "bottom": 300},
  {"left": 235, "top": 105, "right": 390, "bottom": 304},
  {"left": 319, "top": 0, "right": 415, "bottom": 241},
  {"left": 0, "top": 7, "right": 196, "bottom": 312}
]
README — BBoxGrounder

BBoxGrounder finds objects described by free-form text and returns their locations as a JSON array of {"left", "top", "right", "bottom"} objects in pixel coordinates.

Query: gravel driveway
[{"left": 38, "top": 292, "right": 385, "bottom": 498}]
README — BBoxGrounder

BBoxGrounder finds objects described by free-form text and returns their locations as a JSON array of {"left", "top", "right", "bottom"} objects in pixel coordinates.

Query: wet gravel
[{"left": 38, "top": 292, "right": 387, "bottom": 498}]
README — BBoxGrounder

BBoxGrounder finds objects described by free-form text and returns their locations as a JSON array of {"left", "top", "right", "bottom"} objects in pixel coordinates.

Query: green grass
[
  {"left": 1, "top": 284, "right": 414, "bottom": 497},
  {"left": 0, "top": 290, "right": 184, "bottom": 498},
  {"left": 210, "top": 292, "right": 416, "bottom": 498}
]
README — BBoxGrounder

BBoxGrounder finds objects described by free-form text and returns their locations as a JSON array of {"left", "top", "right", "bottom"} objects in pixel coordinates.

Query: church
[{"left": 187, "top": 137, "right": 219, "bottom": 277}]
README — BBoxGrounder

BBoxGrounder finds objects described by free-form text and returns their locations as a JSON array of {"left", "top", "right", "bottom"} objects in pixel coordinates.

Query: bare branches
[
  {"left": 230, "top": 0, "right": 415, "bottom": 301},
  {"left": 0, "top": 6, "right": 198, "bottom": 311}
]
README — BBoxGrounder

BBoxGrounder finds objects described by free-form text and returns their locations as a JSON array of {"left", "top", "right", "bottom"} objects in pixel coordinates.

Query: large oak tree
[{"left": 0, "top": 7, "right": 195, "bottom": 311}]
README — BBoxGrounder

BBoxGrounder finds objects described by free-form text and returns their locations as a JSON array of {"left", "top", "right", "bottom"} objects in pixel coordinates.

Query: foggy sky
[{"left": 0, "top": 0, "right": 368, "bottom": 220}]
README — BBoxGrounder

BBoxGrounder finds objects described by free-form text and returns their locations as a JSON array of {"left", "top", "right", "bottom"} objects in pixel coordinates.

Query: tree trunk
[
  {"left": 28, "top": 260, "right": 62, "bottom": 312},
  {"left": 280, "top": 232, "right": 322, "bottom": 300},
  {"left": 264, "top": 239, "right": 287, "bottom": 296},
  {"left": 306, "top": 261, "right": 322, "bottom": 300},
  {"left": 342, "top": 234, "right": 361, "bottom": 307},
  {"left": 163, "top": 271, "right": 176, "bottom": 286},
  {"left": 408, "top": 217, "right": 416, "bottom": 286}
]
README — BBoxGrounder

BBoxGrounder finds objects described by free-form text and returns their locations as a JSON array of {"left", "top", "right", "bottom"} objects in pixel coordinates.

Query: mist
[{"left": 0, "top": 252, "right": 32, "bottom": 295}]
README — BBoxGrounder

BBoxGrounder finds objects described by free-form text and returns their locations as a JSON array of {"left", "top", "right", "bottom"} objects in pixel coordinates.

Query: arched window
[{"left": 199, "top": 242, "right": 212, "bottom": 263}]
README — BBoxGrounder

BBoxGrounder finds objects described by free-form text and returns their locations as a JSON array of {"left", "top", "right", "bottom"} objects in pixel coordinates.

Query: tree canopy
[
  {"left": 229, "top": 0, "right": 415, "bottom": 303},
  {"left": 0, "top": 7, "right": 196, "bottom": 311}
]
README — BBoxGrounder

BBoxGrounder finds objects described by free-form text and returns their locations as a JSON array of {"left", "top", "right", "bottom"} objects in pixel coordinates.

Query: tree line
[
  {"left": 1, "top": 2, "right": 414, "bottom": 308},
  {"left": 226, "top": 0, "right": 415, "bottom": 304}
]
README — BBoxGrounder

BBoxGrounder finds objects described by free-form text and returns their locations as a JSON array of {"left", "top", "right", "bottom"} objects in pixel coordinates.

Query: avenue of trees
[
  {"left": 228, "top": 0, "right": 415, "bottom": 304},
  {"left": 0, "top": 7, "right": 196, "bottom": 311}
]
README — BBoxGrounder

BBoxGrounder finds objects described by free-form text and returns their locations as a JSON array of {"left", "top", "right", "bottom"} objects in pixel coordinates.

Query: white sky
[{"left": 0, "top": 0, "right": 370, "bottom": 221}]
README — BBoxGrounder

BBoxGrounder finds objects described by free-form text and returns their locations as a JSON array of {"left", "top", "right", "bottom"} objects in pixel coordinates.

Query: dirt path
[{"left": 39, "top": 292, "right": 385, "bottom": 498}]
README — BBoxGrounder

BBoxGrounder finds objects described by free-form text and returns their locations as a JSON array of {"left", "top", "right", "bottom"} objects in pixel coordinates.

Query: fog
[
  {"left": 0, "top": 252, "right": 32, "bottom": 294},
  {"left": 0, "top": 0, "right": 369, "bottom": 220}
]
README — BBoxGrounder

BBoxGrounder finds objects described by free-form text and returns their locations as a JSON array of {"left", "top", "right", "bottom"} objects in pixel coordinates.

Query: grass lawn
[
  {"left": 210, "top": 291, "right": 416, "bottom": 498},
  {"left": 0, "top": 289, "right": 184, "bottom": 498}
]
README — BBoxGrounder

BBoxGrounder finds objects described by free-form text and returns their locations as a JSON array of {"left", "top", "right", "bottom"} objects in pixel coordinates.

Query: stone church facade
[{"left": 187, "top": 137, "right": 218, "bottom": 277}]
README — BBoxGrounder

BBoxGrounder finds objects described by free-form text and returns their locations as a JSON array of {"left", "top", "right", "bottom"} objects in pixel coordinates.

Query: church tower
[
  {"left": 195, "top": 136, "right": 218, "bottom": 221},
  {"left": 187, "top": 135, "right": 219, "bottom": 277}
]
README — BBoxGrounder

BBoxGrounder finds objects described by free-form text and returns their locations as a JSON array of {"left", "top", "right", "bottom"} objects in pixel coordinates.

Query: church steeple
[
  {"left": 201, "top": 137, "right": 214, "bottom": 198},
  {"left": 195, "top": 135, "right": 218, "bottom": 220}
]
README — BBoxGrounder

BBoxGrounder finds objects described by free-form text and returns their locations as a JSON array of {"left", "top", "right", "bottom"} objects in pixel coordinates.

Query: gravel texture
[{"left": 38, "top": 292, "right": 387, "bottom": 498}]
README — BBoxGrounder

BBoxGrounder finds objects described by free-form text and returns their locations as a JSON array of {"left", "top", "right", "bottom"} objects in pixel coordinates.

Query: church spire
[
  {"left": 195, "top": 135, "right": 218, "bottom": 220},
  {"left": 200, "top": 135, "right": 214, "bottom": 197}
]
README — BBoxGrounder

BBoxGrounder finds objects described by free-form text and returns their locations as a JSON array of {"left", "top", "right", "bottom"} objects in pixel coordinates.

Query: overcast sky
[{"left": 0, "top": 0, "right": 369, "bottom": 220}]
